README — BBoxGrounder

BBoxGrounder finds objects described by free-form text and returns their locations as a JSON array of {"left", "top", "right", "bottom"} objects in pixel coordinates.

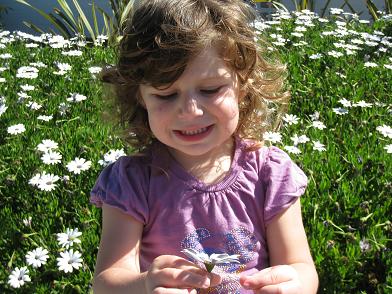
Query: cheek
[
  {"left": 146, "top": 103, "right": 171, "bottom": 133},
  {"left": 220, "top": 90, "right": 240, "bottom": 120}
]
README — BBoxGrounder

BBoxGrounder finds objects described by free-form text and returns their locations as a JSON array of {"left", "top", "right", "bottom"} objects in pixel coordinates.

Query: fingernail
[
  {"left": 241, "top": 280, "right": 250, "bottom": 289},
  {"left": 201, "top": 279, "right": 211, "bottom": 288}
]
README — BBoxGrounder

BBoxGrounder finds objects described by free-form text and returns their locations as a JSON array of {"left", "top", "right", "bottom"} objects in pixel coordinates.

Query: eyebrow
[{"left": 151, "top": 75, "right": 232, "bottom": 91}]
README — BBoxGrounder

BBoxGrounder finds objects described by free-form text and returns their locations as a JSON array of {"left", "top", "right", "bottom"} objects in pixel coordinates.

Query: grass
[{"left": 0, "top": 10, "right": 391, "bottom": 294}]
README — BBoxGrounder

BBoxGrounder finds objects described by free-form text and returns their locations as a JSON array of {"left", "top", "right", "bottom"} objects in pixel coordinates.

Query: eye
[
  {"left": 154, "top": 93, "right": 177, "bottom": 100},
  {"left": 200, "top": 87, "right": 222, "bottom": 95}
]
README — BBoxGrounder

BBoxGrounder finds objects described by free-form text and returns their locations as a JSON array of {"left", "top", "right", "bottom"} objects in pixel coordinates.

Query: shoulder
[
  {"left": 101, "top": 153, "right": 151, "bottom": 180},
  {"left": 237, "top": 139, "right": 284, "bottom": 171},
  {"left": 238, "top": 139, "right": 307, "bottom": 183},
  {"left": 92, "top": 152, "right": 153, "bottom": 196},
  {"left": 261, "top": 146, "right": 307, "bottom": 183}
]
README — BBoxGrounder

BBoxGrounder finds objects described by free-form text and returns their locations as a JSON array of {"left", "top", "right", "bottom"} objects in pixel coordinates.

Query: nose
[{"left": 178, "top": 94, "right": 204, "bottom": 119}]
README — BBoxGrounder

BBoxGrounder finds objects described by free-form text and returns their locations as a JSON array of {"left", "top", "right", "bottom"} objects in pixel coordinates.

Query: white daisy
[
  {"left": 88, "top": 66, "right": 102, "bottom": 74},
  {"left": 7, "top": 123, "right": 26, "bottom": 135},
  {"left": 99, "top": 149, "right": 126, "bottom": 166},
  {"left": 37, "top": 115, "right": 53, "bottom": 121},
  {"left": 37, "top": 139, "right": 59, "bottom": 153},
  {"left": 8, "top": 267, "right": 30, "bottom": 288},
  {"left": 384, "top": 64, "right": 392, "bottom": 70},
  {"left": 291, "top": 134, "right": 310, "bottom": 145},
  {"left": 26, "top": 247, "right": 49, "bottom": 268},
  {"left": 327, "top": 50, "right": 344, "bottom": 58},
  {"left": 359, "top": 239, "right": 371, "bottom": 252},
  {"left": 37, "top": 172, "right": 60, "bottom": 191},
  {"left": 338, "top": 98, "right": 352, "bottom": 108},
  {"left": 61, "top": 50, "right": 83, "bottom": 56},
  {"left": 309, "top": 111, "right": 320, "bottom": 121},
  {"left": 29, "top": 173, "right": 42, "bottom": 187},
  {"left": 182, "top": 248, "right": 240, "bottom": 272},
  {"left": 309, "top": 53, "right": 322, "bottom": 59},
  {"left": 376, "top": 124, "right": 392, "bottom": 138},
  {"left": 25, "top": 43, "right": 39, "bottom": 48},
  {"left": 313, "top": 141, "right": 326, "bottom": 152},
  {"left": 353, "top": 100, "right": 372, "bottom": 108},
  {"left": 311, "top": 121, "right": 326, "bottom": 130},
  {"left": 22, "top": 216, "right": 32, "bottom": 227},
  {"left": 16, "top": 66, "right": 39, "bottom": 79},
  {"left": 0, "top": 104, "right": 8, "bottom": 116},
  {"left": 26, "top": 101, "right": 42, "bottom": 110},
  {"left": 333, "top": 107, "right": 349, "bottom": 115},
  {"left": 57, "top": 249, "right": 83, "bottom": 273},
  {"left": 263, "top": 131, "right": 282, "bottom": 143},
  {"left": 41, "top": 150, "right": 62, "bottom": 165},
  {"left": 284, "top": 145, "right": 302, "bottom": 154},
  {"left": 282, "top": 114, "right": 300, "bottom": 125},
  {"left": 384, "top": 144, "right": 392, "bottom": 153},
  {"left": 364, "top": 62, "right": 378, "bottom": 68},
  {"left": 66, "top": 157, "right": 92, "bottom": 174},
  {"left": 66, "top": 93, "right": 87, "bottom": 103},
  {"left": 0, "top": 53, "right": 12, "bottom": 59},
  {"left": 55, "top": 62, "right": 71, "bottom": 72},
  {"left": 20, "top": 84, "right": 35, "bottom": 91},
  {"left": 57, "top": 228, "right": 82, "bottom": 249}
]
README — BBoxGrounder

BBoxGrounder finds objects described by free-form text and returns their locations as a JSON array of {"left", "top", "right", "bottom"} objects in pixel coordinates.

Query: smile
[
  {"left": 180, "top": 127, "right": 208, "bottom": 136},
  {"left": 173, "top": 125, "right": 214, "bottom": 142}
]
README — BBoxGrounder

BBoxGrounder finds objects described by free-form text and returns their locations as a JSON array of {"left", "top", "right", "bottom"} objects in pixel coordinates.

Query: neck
[{"left": 168, "top": 137, "right": 235, "bottom": 185}]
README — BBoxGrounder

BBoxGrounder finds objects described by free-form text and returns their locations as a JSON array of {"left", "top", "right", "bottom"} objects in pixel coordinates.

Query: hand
[
  {"left": 145, "top": 255, "right": 222, "bottom": 294},
  {"left": 240, "top": 265, "right": 302, "bottom": 294}
]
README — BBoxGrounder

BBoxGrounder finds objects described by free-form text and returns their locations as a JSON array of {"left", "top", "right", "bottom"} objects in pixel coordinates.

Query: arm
[
  {"left": 240, "top": 199, "right": 318, "bottom": 293},
  {"left": 93, "top": 204, "right": 221, "bottom": 294}
]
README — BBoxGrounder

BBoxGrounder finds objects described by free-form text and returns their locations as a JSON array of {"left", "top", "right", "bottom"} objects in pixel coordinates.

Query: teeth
[{"left": 181, "top": 127, "right": 208, "bottom": 135}]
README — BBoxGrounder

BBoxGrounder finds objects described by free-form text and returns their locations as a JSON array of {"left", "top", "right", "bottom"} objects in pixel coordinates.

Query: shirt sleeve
[
  {"left": 262, "top": 146, "right": 308, "bottom": 224},
  {"left": 90, "top": 156, "right": 149, "bottom": 224}
]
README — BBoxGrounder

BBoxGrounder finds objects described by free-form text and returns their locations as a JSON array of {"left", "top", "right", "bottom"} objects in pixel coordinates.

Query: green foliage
[
  {"left": 0, "top": 5, "right": 10, "bottom": 27},
  {"left": 270, "top": 0, "right": 392, "bottom": 18},
  {"left": 15, "top": 0, "right": 134, "bottom": 45},
  {"left": 0, "top": 11, "right": 391, "bottom": 294},
  {"left": 366, "top": 0, "right": 392, "bottom": 20}
]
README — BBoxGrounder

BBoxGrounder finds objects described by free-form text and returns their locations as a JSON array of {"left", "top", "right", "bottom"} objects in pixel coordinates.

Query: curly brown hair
[{"left": 101, "top": 0, "right": 290, "bottom": 152}]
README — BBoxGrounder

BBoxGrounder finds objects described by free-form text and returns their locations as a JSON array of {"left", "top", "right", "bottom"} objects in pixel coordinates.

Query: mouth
[{"left": 173, "top": 125, "right": 214, "bottom": 141}]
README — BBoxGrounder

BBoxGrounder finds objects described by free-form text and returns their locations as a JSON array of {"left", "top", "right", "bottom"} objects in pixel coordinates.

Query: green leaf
[
  {"left": 91, "top": 0, "right": 99, "bottom": 37},
  {"left": 22, "top": 21, "right": 45, "bottom": 34},
  {"left": 71, "top": 0, "right": 95, "bottom": 41},
  {"left": 52, "top": 9, "right": 76, "bottom": 37},
  {"left": 57, "top": 0, "right": 77, "bottom": 28},
  {"left": 119, "top": 0, "right": 134, "bottom": 31},
  {"left": 15, "top": 0, "right": 70, "bottom": 37},
  {"left": 366, "top": 0, "right": 380, "bottom": 20}
]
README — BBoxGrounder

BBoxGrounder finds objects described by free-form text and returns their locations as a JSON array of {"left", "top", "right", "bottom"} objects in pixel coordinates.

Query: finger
[
  {"left": 209, "top": 272, "right": 222, "bottom": 288},
  {"left": 240, "top": 265, "right": 298, "bottom": 289},
  {"left": 154, "top": 255, "right": 197, "bottom": 270},
  {"left": 150, "top": 267, "right": 212, "bottom": 289},
  {"left": 253, "top": 280, "right": 302, "bottom": 294},
  {"left": 152, "top": 287, "right": 197, "bottom": 294}
]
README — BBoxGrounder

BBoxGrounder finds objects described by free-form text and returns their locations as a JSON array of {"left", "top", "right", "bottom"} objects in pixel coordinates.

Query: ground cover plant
[{"left": 0, "top": 8, "right": 391, "bottom": 294}]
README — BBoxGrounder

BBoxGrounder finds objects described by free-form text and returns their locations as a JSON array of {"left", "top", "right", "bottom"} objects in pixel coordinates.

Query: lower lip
[{"left": 173, "top": 125, "right": 214, "bottom": 142}]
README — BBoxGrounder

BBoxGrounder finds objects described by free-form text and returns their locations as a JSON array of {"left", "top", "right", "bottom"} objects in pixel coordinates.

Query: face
[{"left": 139, "top": 46, "right": 243, "bottom": 167}]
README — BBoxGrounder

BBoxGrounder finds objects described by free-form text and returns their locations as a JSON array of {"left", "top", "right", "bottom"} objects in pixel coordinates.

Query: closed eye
[
  {"left": 200, "top": 87, "right": 222, "bottom": 95},
  {"left": 154, "top": 93, "right": 177, "bottom": 100}
]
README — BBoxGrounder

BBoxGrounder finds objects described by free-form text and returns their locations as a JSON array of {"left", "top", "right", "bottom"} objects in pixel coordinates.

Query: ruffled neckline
[{"left": 152, "top": 137, "right": 247, "bottom": 192}]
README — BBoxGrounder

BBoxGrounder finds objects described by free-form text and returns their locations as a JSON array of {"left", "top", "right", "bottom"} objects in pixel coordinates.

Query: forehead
[{"left": 178, "top": 46, "right": 234, "bottom": 81}]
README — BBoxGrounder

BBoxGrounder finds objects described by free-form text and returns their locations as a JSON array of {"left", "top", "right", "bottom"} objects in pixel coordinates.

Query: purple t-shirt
[{"left": 90, "top": 137, "right": 307, "bottom": 293}]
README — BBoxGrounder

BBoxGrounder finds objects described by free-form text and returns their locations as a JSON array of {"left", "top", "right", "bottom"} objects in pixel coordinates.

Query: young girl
[{"left": 90, "top": 0, "right": 319, "bottom": 293}]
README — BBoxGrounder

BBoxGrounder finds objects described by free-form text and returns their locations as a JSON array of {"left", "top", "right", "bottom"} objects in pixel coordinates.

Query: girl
[{"left": 90, "top": 0, "right": 319, "bottom": 293}]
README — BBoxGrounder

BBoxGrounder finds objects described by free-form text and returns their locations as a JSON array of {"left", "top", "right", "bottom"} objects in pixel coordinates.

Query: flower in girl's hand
[{"left": 182, "top": 248, "right": 240, "bottom": 272}]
